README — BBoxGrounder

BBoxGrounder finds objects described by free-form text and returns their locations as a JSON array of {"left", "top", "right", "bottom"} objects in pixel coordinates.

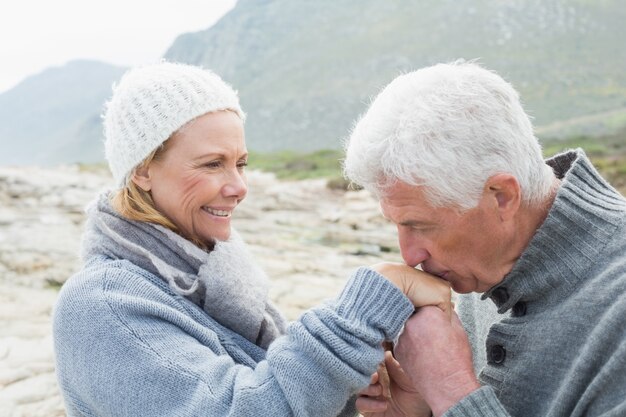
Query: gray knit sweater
[{"left": 451, "top": 149, "right": 626, "bottom": 416}]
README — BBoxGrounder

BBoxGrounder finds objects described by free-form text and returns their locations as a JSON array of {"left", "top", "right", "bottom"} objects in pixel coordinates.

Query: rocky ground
[{"left": 0, "top": 165, "right": 401, "bottom": 417}]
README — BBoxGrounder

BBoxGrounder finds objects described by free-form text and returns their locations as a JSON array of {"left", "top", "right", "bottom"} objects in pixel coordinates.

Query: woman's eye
[
  {"left": 237, "top": 161, "right": 248, "bottom": 169},
  {"left": 204, "top": 161, "right": 221, "bottom": 169}
]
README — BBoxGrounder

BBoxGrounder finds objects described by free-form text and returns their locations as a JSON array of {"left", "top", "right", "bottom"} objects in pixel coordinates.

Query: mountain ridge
[
  {"left": 0, "top": 60, "right": 127, "bottom": 165},
  {"left": 1, "top": 0, "right": 625, "bottom": 165},
  {"left": 164, "top": 0, "right": 626, "bottom": 151}
]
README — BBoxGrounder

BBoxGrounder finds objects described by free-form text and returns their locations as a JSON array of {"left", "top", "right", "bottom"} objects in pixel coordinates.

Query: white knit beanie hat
[{"left": 103, "top": 61, "right": 245, "bottom": 188}]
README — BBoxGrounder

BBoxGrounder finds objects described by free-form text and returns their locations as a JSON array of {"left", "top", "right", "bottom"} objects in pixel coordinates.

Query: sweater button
[
  {"left": 489, "top": 345, "right": 506, "bottom": 364},
  {"left": 491, "top": 287, "right": 509, "bottom": 305},
  {"left": 512, "top": 301, "right": 527, "bottom": 317}
]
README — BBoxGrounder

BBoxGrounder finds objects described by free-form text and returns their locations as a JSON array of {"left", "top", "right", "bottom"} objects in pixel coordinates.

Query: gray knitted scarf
[{"left": 81, "top": 192, "right": 287, "bottom": 349}]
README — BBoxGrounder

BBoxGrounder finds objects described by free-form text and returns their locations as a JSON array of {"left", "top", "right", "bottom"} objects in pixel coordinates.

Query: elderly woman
[{"left": 52, "top": 62, "right": 450, "bottom": 417}]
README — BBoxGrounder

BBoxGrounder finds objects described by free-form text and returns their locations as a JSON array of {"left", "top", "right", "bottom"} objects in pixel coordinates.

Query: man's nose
[{"left": 398, "top": 229, "right": 430, "bottom": 267}]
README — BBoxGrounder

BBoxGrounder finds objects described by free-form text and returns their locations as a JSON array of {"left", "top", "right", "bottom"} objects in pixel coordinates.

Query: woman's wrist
[{"left": 336, "top": 267, "right": 415, "bottom": 339}]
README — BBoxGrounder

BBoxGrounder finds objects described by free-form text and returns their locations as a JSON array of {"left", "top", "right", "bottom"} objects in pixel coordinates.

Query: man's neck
[{"left": 499, "top": 177, "right": 562, "bottom": 280}]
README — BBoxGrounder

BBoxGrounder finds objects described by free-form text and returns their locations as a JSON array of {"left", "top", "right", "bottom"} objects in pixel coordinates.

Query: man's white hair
[{"left": 343, "top": 61, "right": 554, "bottom": 210}]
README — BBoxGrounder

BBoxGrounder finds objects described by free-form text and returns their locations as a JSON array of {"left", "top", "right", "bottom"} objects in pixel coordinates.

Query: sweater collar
[
  {"left": 483, "top": 149, "right": 626, "bottom": 313},
  {"left": 81, "top": 192, "right": 287, "bottom": 348}
]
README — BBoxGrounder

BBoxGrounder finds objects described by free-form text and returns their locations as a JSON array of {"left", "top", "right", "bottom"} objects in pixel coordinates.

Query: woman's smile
[{"left": 202, "top": 206, "right": 234, "bottom": 218}]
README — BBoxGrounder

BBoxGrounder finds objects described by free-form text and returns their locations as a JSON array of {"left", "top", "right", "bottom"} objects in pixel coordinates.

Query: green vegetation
[
  {"left": 248, "top": 149, "right": 344, "bottom": 180},
  {"left": 249, "top": 131, "right": 626, "bottom": 195},
  {"left": 46, "top": 278, "right": 64, "bottom": 291},
  {"left": 248, "top": 149, "right": 356, "bottom": 190},
  {"left": 541, "top": 130, "right": 626, "bottom": 194}
]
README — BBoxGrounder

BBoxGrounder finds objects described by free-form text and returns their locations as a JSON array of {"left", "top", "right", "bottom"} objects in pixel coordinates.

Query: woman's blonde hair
[
  {"left": 110, "top": 140, "right": 215, "bottom": 250},
  {"left": 110, "top": 145, "right": 180, "bottom": 231}
]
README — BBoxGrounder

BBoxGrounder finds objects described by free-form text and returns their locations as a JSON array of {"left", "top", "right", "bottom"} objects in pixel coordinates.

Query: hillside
[
  {"left": 1, "top": 1, "right": 625, "bottom": 165},
  {"left": 0, "top": 60, "right": 126, "bottom": 165},
  {"left": 165, "top": 0, "right": 626, "bottom": 151}
]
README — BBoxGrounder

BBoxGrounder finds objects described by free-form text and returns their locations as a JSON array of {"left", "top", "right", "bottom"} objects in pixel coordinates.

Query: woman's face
[{"left": 136, "top": 110, "right": 248, "bottom": 244}]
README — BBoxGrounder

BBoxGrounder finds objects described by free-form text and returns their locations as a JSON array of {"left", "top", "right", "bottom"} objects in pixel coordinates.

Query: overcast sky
[{"left": 0, "top": 0, "right": 237, "bottom": 93}]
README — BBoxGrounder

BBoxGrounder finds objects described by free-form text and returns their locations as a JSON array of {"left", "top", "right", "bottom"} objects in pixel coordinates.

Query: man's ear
[
  {"left": 130, "top": 164, "right": 152, "bottom": 192},
  {"left": 484, "top": 173, "right": 521, "bottom": 221}
]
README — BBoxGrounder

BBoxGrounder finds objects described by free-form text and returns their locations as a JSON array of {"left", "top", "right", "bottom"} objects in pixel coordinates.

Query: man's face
[{"left": 380, "top": 181, "right": 513, "bottom": 293}]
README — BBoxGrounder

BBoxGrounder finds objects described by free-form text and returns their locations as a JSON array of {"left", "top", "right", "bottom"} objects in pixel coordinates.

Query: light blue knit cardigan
[{"left": 53, "top": 260, "right": 414, "bottom": 416}]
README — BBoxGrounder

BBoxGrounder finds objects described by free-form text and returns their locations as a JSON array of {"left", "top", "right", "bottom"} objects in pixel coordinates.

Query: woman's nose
[{"left": 222, "top": 169, "right": 247, "bottom": 199}]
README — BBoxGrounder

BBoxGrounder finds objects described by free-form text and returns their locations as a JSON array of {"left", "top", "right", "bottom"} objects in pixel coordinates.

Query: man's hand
[
  {"left": 356, "top": 350, "right": 431, "bottom": 417},
  {"left": 394, "top": 307, "right": 480, "bottom": 417}
]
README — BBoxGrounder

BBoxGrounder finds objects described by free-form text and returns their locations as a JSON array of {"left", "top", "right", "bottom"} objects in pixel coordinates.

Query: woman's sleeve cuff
[{"left": 334, "top": 266, "right": 415, "bottom": 340}]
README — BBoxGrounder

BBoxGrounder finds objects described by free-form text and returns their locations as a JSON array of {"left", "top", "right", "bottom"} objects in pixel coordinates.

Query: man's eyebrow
[
  {"left": 399, "top": 219, "right": 433, "bottom": 227},
  {"left": 379, "top": 208, "right": 432, "bottom": 227}
]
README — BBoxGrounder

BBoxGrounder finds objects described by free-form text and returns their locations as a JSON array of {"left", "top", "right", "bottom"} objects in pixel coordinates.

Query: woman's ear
[{"left": 131, "top": 164, "right": 152, "bottom": 192}]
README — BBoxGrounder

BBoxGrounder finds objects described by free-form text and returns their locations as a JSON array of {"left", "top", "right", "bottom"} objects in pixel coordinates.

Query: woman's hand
[
  {"left": 357, "top": 350, "right": 432, "bottom": 417},
  {"left": 370, "top": 262, "right": 452, "bottom": 319}
]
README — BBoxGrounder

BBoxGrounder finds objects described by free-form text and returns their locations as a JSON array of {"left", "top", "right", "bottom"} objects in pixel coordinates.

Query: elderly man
[{"left": 345, "top": 62, "right": 626, "bottom": 416}]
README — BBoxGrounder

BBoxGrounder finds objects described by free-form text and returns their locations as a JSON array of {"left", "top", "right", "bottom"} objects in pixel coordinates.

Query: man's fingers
[
  {"left": 451, "top": 309, "right": 463, "bottom": 327},
  {"left": 355, "top": 396, "right": 388, "bottom": 414},
  {"left": 358, "top": 383, "right": 383, "bottom": 397},
  {"left": 439, "top": 300, "right": 451, "bottom": 321},
  {"left": 435, "top": 280, "right": 453, "bottom": 321},
  {"left": 370, "top": 371, "right": 379, "bottom": 385},
  {"left": 377, "top": 361, "right": 392, "bottom": 399}
]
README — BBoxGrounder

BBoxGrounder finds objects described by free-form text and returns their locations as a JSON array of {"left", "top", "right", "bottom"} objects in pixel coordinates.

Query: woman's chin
[
  {"left": 186, "top": 227, "right": 231, "bottom": 249},
  {"left": 206, "top": 227, "right": 232, "bottom": 243}
]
